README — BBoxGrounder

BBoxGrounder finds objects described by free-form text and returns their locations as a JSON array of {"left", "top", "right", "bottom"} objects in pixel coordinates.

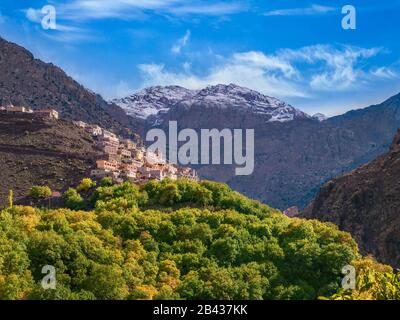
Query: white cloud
[
  {"left": 136, "top": 44, "right": 393, "bottom": 98},
  {"left": 40, "top": 30, "right": 101, "bottom": 43},
  {"left": 233, "top": 51, "right": 297, "bottom": 78},
  {"left": 169, "top": 2, "right": 244, "bottom": 16},
  {"left": 137, "top": 51, "right": 306, "bottom": 98},
  {"left": 370, "top": 67, "right": 398, "bottom": 79},
  {"left": 264, "top": 4, "right": 336, "bottom": 16},
  {"left": 171, "top": 30, "right": 191, "bottom": 55},
  {"left": 278, "top": 45, "right": 382, "bottom": 91},
  {"left": 25, "top": 7, "right": 98, "bottom": 43},
  {"left": 42, "top": 0, "right": 244, "bottom": 21}
]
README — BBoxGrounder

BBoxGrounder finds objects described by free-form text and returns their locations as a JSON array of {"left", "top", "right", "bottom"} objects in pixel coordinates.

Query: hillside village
[
  {"left": 73, "top": 120, "right": 199, "bottom": 183},
  {"left": 0, "top": 104, "right": 199, "bottom": 185}
]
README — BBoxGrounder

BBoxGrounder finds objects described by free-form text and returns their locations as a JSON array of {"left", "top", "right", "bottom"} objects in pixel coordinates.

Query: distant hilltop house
[
  {"left": 74, "top": 120, "right": 200, "bottom": 184},
  {"left": 0, "top": 103, "right": 59, "bottom": 120},
  {"left": 33, "top": 109, "right": 59, "bottom": 119}
]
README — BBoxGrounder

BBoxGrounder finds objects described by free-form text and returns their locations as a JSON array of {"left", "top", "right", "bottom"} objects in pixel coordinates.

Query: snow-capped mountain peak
[
  {"left": 113, "top": 83, "right": 312, "bottom": 123},
  {"left": 312, "top": 113, "right": 328, "bottom": 122},
  {"left": 112, "top": 85, "right": 196, "bottom": 119}
]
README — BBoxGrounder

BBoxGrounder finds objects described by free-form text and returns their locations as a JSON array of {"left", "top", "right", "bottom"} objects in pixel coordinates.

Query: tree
[
  {"left": 28, "top": 186, "right": 52, "bottom": 200},
  {"left": 159, "top": 183, "right": 181, "bottom": 206},
  {"left": 76, "top": 178, "right": 96, "bottom": 193},
  {"left": 100, "top": 177, "right": 113, "bottom": 187},
  {"left": 62, "top": 188, "right": 84, "bottom": 210}
]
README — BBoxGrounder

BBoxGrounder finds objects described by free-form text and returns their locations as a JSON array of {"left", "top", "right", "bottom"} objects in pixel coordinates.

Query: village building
[
  {"left": 121, "top": 163, "right": 138, "bottom": 172},
  {"left": 1, "top": 104, "right": 59, "bottom": 119},
  {"left": 177, "top": 167, "right": 199, "bottom": 181},
  {"left": 103, "top": 153, "right": 120, "bottom": 163},
  {"left": 121, "top": 139, "right": 136, "bottom": 150},
  {"left": 119, "top": 149, "right": 132, "bottom": 158},
  {"left": 131, "top": 159, "right": 144, "bottom": 167},
  {"left": 145, "top": 150, "right": 166, "bottom": 165},
  {"left": 6, "top": 105, "right": 23, "bottom": 112},
  {"left": 96, "top": 139, "right": 120, "bottom": 150},
  {"left": 102, "top": 130, "right": 118, "bottom": 140},
  {"left": 96, "top": 160, "right": 119, "bottom": 171},
  {"left": 86, "top": 124, "right": 102, "bottom": 136},
  {"left": 5, "top": 105, "right": 33, "bottom": 113},
  {"left": 103, "top": 145, "right": 119, "bottom": 156},
  {"left": 73, "top": 121, "right": 87, "bottom": 128},
  {"left": 34, "top": 109, "right": 59, "bottom": 119},
  {"left": 120, "top": 170, "right": 137, "bottom": 182}
]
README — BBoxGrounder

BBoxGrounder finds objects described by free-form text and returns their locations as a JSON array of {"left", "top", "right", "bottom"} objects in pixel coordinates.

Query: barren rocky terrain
[{"left": 0, "top": 113, "right": 101, "bottom": 207}]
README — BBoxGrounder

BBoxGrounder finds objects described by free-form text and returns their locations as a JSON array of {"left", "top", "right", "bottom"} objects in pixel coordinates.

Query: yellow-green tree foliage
[
  {"left": 325, "top": 257, "right": 400, "bottom": 300},
  {"left": 28, "top": 186, "right": 52, "bottom": 199},
  {"left": 76, "top": 178, "right": 96, "bottom": 193},
  {"left": 0, "top": 179, "right": 366, "bottom": 300}
]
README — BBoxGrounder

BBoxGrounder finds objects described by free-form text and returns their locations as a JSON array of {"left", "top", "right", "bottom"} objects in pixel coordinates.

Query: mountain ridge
[{"left": 113, "top": 83, "right": 312, "bottom": 124}]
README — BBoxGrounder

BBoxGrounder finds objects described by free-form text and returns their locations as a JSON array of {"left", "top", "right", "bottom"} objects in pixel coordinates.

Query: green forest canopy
[{"left": 0, "top": 178, "right": 397, "bottom": 300}]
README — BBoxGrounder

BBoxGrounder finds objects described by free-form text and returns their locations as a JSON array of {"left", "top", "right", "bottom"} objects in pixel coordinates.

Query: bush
[
  {"left": 76, "top": 178, "right": 96, "bottom": 193},
  {"left": 62, "top": 188, "right": 84, "bottom": 210},
  {"left": 28, "top": 186, "right": 52, "bottom": 199}
]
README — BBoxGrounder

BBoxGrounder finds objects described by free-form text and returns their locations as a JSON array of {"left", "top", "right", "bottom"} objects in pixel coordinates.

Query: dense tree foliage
[
  {"left": 0, "top": 179, "right": 386, "bottom": 300},
  {"left": 325, "top": 257, "right": 400, "bottom": 300}
]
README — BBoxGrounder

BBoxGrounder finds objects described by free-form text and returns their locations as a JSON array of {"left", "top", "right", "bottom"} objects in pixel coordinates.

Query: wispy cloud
[
  {"left": 169, "top": 2, "right": 245, "bottom": 16},
  {"left": 264, "top": 4, "right": 336, "bottom": 17},
  {"left": 171, "top": 30, "right": 191, "bottom": 54},
  {"left": 278, "top": 45, "right": 383, "bottom": 91},
  {"left": 136, "top": 44, "right": 395, "bottom": 98},
  {"left": 33, "top": 0, "right": 245, "bottom": 22},
  {"left": 25, "top": 7, "right": 99, "bottom": 43},
  {"left": 24, "top": 1, "right": 245, "bottom": 43},
  {"left": 370, "top": 67, "right": 399, "bottom": 79},
  {"left": 137, "top": 51, "right": 306, "bottom": 98}
]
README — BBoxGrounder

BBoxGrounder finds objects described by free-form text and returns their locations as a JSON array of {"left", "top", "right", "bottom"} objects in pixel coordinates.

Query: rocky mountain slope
[
  {"left": 116, "top": 84, "right": 400, "bottom": 210},
  {"left": 0, "top": 113, "right": 101, "bottom": 207},
  {"left": 0, "top": 37, "right": 139, "bottom": 135},
  {"left": 303, "top": 129, "right": 400, "bottom": 267}
]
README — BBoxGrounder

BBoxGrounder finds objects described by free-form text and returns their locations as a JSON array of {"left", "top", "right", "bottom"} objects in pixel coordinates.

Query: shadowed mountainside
[{"left": 304, "top": 129, "right": 400, "bottom": 267}]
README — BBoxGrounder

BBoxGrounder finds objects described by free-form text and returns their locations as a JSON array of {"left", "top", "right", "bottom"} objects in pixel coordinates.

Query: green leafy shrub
[{"left": 28, "top": 186, "right": 52, "bottom": 199}]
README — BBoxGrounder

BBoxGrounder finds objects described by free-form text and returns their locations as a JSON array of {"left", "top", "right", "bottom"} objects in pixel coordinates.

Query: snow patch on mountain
[
  {"left": 312, "top": 113, "right": 328, "bottom": 121},
  {"left": 113, "top": 83, "right": 313, "bottom": 123},
  {"left": 112, "top": 86, "right": 195, "bottom": 119}
]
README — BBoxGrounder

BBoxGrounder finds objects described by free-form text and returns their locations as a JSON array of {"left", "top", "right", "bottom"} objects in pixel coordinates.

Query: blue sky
[{"left": 0, "top": 0, "right": 400, "bottom": 116}]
